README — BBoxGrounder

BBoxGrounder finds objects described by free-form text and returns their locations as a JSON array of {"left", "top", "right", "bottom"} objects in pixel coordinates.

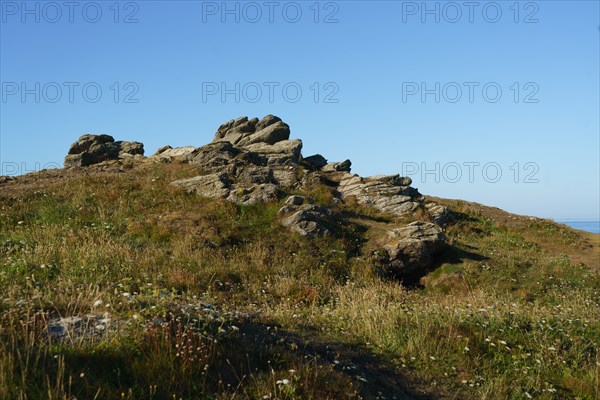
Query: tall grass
[{"left": 0, "top": 165, "right": 598, "bottom": 398}]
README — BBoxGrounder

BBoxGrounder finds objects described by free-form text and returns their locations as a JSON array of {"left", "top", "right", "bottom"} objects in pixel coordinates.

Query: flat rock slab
[
  {"left": 171, "top": 173, "right": 232, "bottom": 198},
  {"left": 339, "top": 174, "right": 421, "bottom": 217},
  {"left": 47, "top": 314, "right": 114, "bottom": 343}
]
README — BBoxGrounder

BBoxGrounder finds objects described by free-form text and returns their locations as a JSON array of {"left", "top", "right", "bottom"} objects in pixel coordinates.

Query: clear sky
[{"left": 1, "top": 0, "right": 599, "bottom": 220}]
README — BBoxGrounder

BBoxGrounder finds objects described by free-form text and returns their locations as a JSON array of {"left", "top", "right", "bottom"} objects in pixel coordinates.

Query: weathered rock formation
[
  {"left": 301, "top": 154, "right": 328, "bottom": 171},
  {"left": 379, "top": 221, "right": 447, "bottom": 279},
  {"left": 322, "top": 160, "right": 352, "bottom": 173},
  {"left": 151, "top": 145, "right": 196, "bottom": 162},
  {"left": 278, "top": 195, "right": 334, "bottom": 237},
  {"left": 337, "top": 174, "right": 422, "bottom": 217},
  {"left": 64, "top": 134, "right": 144, "bottom": 167},
  {"left": 168, "top": 115, "right": 305, "bottom": 205},
  {"left": 426, "top": 203, "right": 455, "bottom": 227},
  {"left": 282, "top": 204, "right": 334, "bottom": 237},
  {"left": 62, "top": 115, "right": 452, "bottom": 279}
]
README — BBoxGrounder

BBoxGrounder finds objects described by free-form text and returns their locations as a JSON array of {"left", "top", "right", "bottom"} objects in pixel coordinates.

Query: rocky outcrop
[
  {"left": 322, "top": 160, "right": 352, "bottom": 173},
  {"left": 64, "top": 134, "right": 144, "bottom": 167},
  {"left": 286, "top": 195, "right": 307, "bottom": 206},
  {"left": 61, "top": 115, "right": 451, "bottom": 280},
  {"left": 211, "top": 115, "right": 301, "bottom": 167},
  {"left": 62, "top": 118, "right": 433, "bottom": 221},
  {"left": 379, "top": 221, "right": 446, "bottom": 278},
  {"left": 337, "top": 174, "right": 421, "bottom": 217},
  {"left": 301, "top": 154, "right": 328, "bottom": 171},
  {"left": 426, "top": 203, "right": 455, "bottom": 227},
  {"left": 213, "top": 115, "right": 290, "bottom": 146},
  {"left": 171, "top": 172, "right": 279, "bottom": 206},
  {"left": 187, "top": 142, "right": 243, "bottom": 172},
  {"left": 150, "top": 145, "right": 196, "bottom": 163},
  {"left": 279, "top": 197, "right": 334, "bottom": 237},
  {"left": 161, "top": 116, "right": 304, "bottom": 205},
  {"left": 228, "top": 183, "right": 279, "bottom": 205},
  {"left": 244, "top": 139, "right": 303, "bottom": 166},
  {"left": 62, "top": 117, "right": 426, "bottom": 218}
]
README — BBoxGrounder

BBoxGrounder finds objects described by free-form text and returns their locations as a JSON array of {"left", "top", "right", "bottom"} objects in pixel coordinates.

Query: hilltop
[{"left": 0, "top": 116, "right": 598, "bottom": 399}]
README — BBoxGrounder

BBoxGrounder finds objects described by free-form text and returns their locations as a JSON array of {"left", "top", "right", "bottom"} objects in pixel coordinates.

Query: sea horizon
[{"left": 556, "top": 220, "right": 600, "bottom": 234}]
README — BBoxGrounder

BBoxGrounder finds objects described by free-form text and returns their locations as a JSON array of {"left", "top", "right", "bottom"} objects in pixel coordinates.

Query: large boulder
[
  {"left": 244, "top": 139, "right": 302, "bottom": 166},
  {"left": 255, "top": 114, "right": 282, "bottom": 131},
  {"left": 380, "top": 221, "right": 446, "bottom": 278},
  {"left": 301, "top": 154, "right": 328, "bottom": 171},
  {"left": 116, "top": 141, "right": 144, "bottom": 156},
  {"left": 281, "top": 204, "right": 334, "bottom": 237},
  {"left": 322, "top": 159, "right": 352, "bottom": 173},
  {"left": 236, "top": 121, "right": 290, "bottom": 146},
  {"left": 64, "top": 134, "right": 145, "bottom": 167},
  {"left": 337, "top": 173, "right": 421, "bottom": 217},
  {"left": 213, "top": 116, "right": 253, "bottom": 143},
  {"left": 213, "top": 115, "right": 290, "bottom": 148},
  {"left": 67, "top": 134, "right": 113, "bottom": 154}
]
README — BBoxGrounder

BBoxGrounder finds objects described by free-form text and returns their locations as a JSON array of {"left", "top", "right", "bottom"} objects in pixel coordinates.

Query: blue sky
[{"left": 1, "top": 0, "right": 599, "bottom": 220}]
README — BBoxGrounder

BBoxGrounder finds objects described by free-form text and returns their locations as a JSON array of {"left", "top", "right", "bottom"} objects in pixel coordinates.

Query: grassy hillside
[{"left": 1, "top": 162, "right": 598, "bottom": 399}]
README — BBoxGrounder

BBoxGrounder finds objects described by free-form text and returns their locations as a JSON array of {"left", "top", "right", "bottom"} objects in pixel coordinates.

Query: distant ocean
[{"left": 557, "top": 220, "right": 600, "bottom": 234}]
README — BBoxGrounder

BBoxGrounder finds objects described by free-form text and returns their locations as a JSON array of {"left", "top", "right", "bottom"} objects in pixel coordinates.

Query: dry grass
[{"left": 0, "top": 163, "right": 598, "bottom": 399}]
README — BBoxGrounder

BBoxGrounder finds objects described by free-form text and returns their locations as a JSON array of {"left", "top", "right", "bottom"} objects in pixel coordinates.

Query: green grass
[{"left": 0, "top": 164, "right": 598, "bottom": 399}]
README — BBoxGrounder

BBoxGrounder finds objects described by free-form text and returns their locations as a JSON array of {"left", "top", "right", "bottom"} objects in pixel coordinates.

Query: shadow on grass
[
  {"left": 400, "top": 244, "right": 489, "bottom": 289},
  {"left": 235, "top": 318, "right": 437, "bottom": 400},
  {"left": 34, "top": 312, "right": 435, "bottom": 399}
]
